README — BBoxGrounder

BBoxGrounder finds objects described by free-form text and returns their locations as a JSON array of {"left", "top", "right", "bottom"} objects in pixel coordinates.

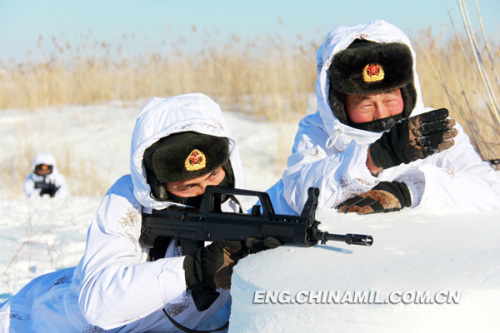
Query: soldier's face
[
  {"left": 345, "top": 88, "right": 404, "bottom": 124},
  {"left": 34, "top": 164, "right": 53, "bottom": 176},
  {"left": 166, "top": 166, "right": 226, "bottom": 198}
]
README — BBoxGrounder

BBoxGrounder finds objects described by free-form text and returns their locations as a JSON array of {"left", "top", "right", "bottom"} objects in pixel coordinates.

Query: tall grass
[
  {"left": 414, "top": 0, "right": 500, "bottom": 165},
  {"left": 1, "top": 5, "right": 499, "bottom": 198},
  {"left": 0, "top": 32, "right": 318, "bottom": 122}
]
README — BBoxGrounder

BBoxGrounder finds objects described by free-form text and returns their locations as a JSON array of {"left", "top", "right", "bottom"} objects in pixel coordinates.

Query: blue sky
[{"left": 1, "top": 0, "right": 499, "bottom": 62}]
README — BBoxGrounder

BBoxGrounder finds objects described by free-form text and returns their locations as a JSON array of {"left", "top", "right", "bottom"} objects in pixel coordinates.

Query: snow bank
[{"left": 229, "top": 207, "right": 500, "bottom": 332}]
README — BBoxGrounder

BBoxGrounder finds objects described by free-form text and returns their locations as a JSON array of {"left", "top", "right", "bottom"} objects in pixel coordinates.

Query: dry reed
[
  {"left": 1, "top": 3, "right": 499, "bottom": 197},
  {"left": 414, "top": 0, "right": 500, "bottom": 166},
  {"left": 0, "top": 31, "right": 318, "bottom": 122}
]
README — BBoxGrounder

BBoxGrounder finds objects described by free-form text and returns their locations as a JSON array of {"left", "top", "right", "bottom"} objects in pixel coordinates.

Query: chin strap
[
  {"left": 163, "top": 308, "right": 229, "bottom": 333},
  {"left": 326, "top": 125, "right": 345, "bottom": 149}
]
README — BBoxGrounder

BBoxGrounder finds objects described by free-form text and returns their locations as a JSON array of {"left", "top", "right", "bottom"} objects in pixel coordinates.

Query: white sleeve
[
  {"left": 396, "top": 123, "right": 500, "bottom": 211},
  {"left": 77, "top": 187, "right": 187, "bottom": 329},
  {"left": 23, "top": 175, "right": 39, "bottom": 198},
  {"left": 281, "top": 124, "right": 379, "bottom": 213}
]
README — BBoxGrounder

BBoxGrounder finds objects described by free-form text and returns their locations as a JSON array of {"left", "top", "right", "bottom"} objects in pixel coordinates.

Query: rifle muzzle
[{"left": 344, "top": 233, "right": 373, "bottom": 246}]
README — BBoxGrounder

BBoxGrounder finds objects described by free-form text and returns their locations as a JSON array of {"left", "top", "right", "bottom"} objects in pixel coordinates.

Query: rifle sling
[{"left": 162, "top": 308, "right": 229, "bottom": 333}]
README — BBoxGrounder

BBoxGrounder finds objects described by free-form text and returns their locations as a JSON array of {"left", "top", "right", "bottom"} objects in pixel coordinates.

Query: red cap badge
[
  {"left": 362, "top": 63, "right": 385, "bottom": 82},
  {"left": 185, "top": 149, "right": 207, "bottom": 171}
]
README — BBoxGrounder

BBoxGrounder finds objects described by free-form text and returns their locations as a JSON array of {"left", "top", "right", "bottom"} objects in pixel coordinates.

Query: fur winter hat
[
  {"left": 143, "top": 131, "right": 229, "bottom": 199},
  {"left": 328, "top": 40, "right": 417, "bottom": 126}
]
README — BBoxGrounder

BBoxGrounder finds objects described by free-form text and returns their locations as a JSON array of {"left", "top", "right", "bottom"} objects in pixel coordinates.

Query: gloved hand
[
  {"left": 184, "top": 237, "right": 280, "bottom": 311},
  {"left": 245, "top": 237, "right": 282, "bottom": 254},
  {"left": 337, "top": 181, "right": 411, "bottom": 214},
  {"left": 369, "top": 108, "right": 458, "bottom": 169}
]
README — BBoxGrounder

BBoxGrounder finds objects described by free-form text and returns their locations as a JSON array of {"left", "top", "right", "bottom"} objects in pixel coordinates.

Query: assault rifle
[
  {"left": 34, "top": 180, "right": 60, "bottom": 197},
  {"left": 140, "top": 186, "right": 373, "bottom": 256}
]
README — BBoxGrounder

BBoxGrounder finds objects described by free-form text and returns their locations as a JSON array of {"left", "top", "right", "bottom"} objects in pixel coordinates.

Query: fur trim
[{"left": 330, "top": 42, "right": 413, "bottom": 94}]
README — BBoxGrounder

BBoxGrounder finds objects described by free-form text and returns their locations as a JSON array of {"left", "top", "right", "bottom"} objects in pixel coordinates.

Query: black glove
[
  {"left": 34, "top": 181, "right": 60, "bottom": 197},
  {"left": 244, "top": 237, "right": 282, "bottom": 253},
  {"left": 337, "top": 181, "right": 411, "bottom": 214},
  {"left": 184, "top": 238, "right": 280, "bottom": 311},
  {"left": 369, "top": 108, "right": 458, "bottom": 169}
]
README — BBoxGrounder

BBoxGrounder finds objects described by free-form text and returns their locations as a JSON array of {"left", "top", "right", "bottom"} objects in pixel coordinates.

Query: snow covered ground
[{"left": 1, "top": 101, "right": 499, "bottom": 332}]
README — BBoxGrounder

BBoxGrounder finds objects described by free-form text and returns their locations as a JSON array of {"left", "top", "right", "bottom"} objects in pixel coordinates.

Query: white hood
[
  {"left": 130, "top": 93, "right": 245, "bottom": 210},
  {"left": 30, "top": 152, "right": 64, "bottom": 181},
  {"left": 32, "top": 152, "right": 57, "bottom": 171},
  {"left": 315, "top": 20, "right": 426, "bottom": 150}
]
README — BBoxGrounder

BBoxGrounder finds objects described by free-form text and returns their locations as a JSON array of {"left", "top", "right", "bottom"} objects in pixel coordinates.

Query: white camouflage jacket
[
  {"left": 266, "top": 20, "right": 500, "bottom": 215},
  {"left": 1, "top": 93, "right": 245, "bottom": 332}
]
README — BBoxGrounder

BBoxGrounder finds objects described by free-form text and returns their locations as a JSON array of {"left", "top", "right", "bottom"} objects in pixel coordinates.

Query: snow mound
[{"left": 229, "top": 208, "right": 500, "bottom": 333}]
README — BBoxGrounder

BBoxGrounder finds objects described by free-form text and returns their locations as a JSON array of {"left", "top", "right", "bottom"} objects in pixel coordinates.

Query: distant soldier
[{"left": 24, "top": 152, "right": 70, "bottom": 198}]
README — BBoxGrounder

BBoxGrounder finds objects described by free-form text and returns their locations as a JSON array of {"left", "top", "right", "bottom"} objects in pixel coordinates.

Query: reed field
[
  {"left": 0, "top": 32, "right": 317, "bottom": 122},
  {"left": 1, "top": 5, "right": 499, "bottom": 198}
]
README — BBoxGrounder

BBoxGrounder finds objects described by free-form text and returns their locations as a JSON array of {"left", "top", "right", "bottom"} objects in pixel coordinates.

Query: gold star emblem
[
  {"left": 185, "top": 149, "right": 206, "bottom": 171},
  {"left": 362, "top": 63, "right": 385, "bottom": 82}
]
